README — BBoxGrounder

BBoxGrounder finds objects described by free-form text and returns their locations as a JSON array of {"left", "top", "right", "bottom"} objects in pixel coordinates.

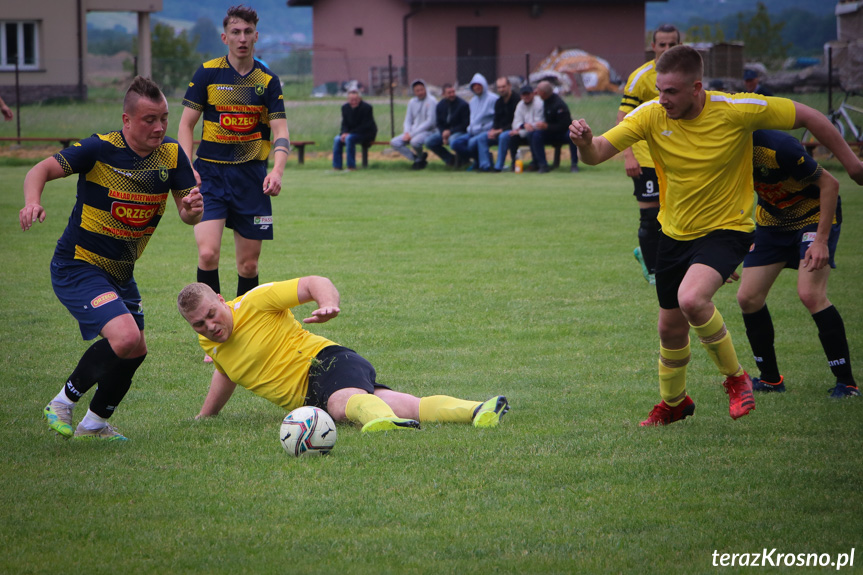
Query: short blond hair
[{"left": 177, "top": 283, "right": 216, "bottom": 317}]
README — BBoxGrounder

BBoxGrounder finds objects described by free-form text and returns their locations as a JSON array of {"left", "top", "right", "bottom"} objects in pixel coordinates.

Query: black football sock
[
  {"left": 237, "top": 274, "right": 259, "bottom": 297},
  {"left": 638, "top": 207, "right": 660, "bottom": 275},
  {"left": 197, "top": 267, "right": 220, "bottom": 295},
  {"left": 89, "top": 354, "right": 146, "bottom": 419},
  {"left": 813, "top": 306, "right": 856, "bottom": 386},
  {"left": 742, "top": 304, "right": 781, "bottom": 383},
  {"left": 63, "top": 338, "right": 122, "bottom": 402}
]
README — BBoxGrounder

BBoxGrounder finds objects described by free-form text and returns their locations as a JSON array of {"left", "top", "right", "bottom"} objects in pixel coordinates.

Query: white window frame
[{"left": 0, "top": 21, "right": 41, "bottom": 71}]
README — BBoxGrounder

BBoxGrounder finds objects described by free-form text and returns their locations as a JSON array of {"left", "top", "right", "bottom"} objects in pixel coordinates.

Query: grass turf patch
[{"left": 1, "top": 146, "right": 861, "bottom": 574}]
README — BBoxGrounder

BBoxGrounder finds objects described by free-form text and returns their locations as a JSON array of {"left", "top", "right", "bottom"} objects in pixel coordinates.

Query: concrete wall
[
  {"left": 0, "top": 0, "right": 161, "bottom": 103},
  {"left": 307, "top": 0, "right": 647, "bottom": 91}
]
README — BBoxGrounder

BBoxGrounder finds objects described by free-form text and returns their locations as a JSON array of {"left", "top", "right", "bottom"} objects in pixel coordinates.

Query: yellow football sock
[
  {"left": 419, "top": 395, "right": 482, "bottom": 423},
  {"left": 692, "top": 307, "right": 743, "bottom": 377},
  {"left": 345, "top": 394, "right": 397, "bottom": 426},
  {"left": 659, "top": 342, "right": 690, "bottom": 406}
]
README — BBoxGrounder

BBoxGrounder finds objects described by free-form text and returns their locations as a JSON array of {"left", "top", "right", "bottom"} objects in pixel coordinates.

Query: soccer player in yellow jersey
[
  {"left": 569, "top": 45, "right": 863, "bottom": 425},
  {"left": 617, "top": 24, "right": 679, "bottom": 285},
  {"left": 177, "top": 277, "right": 509, "bottom": 432}
]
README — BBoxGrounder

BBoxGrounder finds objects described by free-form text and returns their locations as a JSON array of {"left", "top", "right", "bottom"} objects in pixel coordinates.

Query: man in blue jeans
[
  {"left": 451, "top": 73, "right": 498, "bottom": 171},
  {"left": 426, "top": 83, "right": 470, "bottom": 167},
  {"left": 531, "top": 81, "right": 579, "bottom": 173},
  {"left": 332, "top": 89, "right": 377, "bottom": 170}
]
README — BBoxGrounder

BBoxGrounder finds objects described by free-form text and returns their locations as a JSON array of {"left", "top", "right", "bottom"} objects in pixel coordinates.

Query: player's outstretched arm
[
  {"left": 793, "top": 102, "right": 863, "bottom": 185},
  {"left": 569, "top": 119, "right": 618, "bottom": 165},
  {"left": 197, "top": 370, "right": 237, "bottom": 418},
  {"left": 20, "top": 156, "right": 65, "bottom": 231},
  {"left": 297, "top": 276, "right": 341, "bottom": 323}
]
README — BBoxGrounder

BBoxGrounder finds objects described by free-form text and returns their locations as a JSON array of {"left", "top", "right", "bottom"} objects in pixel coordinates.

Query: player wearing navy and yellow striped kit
[
  {"left": 179, "top": 4, "right": 290, "bottom": 303},
  {"left": 177, "top": 278, "right": 509, "bottom": 432},
  {"left": 737, "top": 129, "right": 859, "bottom": 397},
  {"left": 570, "top": 45, "right": 863, "bottom": 425},
  {"left": 21, "top": 76, "right": 203, "bottom": 440},
  {"left": 617, "top": 24, "right": 679, "bottom": 285}
]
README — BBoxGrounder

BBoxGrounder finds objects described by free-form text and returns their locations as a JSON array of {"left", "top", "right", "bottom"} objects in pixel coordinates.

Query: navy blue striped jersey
[
  {"left": 52, "top": 132, "right": 197, "bottom": 282},
  {"left": 752, "top": 129, "right": 838, "bottom": 231},
  {"left": 182, "top": 57, "right": 286, "bottom": 164}
]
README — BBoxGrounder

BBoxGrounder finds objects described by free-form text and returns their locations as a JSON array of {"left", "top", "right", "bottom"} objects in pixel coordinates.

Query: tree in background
[
  {"left": 736, "top": 2, "right": 789, "bottom": 64},
  {"left": 126, "top": 22, "right": 199, "bottom": 95},
  {"left": 190, "top": 17, "right": 224, "bottom": 59},
  {"left": 684, "top": 23, "right": 725, "bottom": 44}
]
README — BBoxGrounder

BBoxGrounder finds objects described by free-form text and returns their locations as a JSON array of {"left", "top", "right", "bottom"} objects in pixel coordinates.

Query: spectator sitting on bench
[
  {"left": 426, "top": 83, "right": 470, "bottom": 167},
  {"left": 451, "top": 73, "right": 498, "bottom": 172},
  {"left": 486, "top": 77, "right": 519, "bottom": 172},
  {"left": 390, "top": 79, "right": 437, "bottom": 170},
  {"left": 333, "top": 89, "right": 377, "bottom": 171},
  {"left": 505, "top": 84, "right": 544, "bottom": 171},
  {"left": 532, "top": 81, "right": 579, "bottom": 173}
]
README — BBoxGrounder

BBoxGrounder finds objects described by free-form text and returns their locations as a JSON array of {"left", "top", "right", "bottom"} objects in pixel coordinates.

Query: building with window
[
  {"left": 286, "top": 0, "right": 667, "bottom": 92},
  {"left": 1, "top": 0, "right": 160, "bottom": 104}
]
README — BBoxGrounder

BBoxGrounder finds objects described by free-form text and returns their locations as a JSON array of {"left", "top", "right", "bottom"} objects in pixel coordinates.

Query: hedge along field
[{"left": 1, "top": 103, "right": 862, "bottom": 574}]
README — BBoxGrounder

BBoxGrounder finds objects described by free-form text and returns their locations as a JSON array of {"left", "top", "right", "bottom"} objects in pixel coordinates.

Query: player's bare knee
[
  {"left": 798, "top": 289, "right": 828, "bottom": 314},
  {"left": 107, "top": 330, "right": 145, "bottom": 359},
  {"left": 736, "top": 290, "right": 763, "bottom": 314},
  {"left": 237, "top": 260, "right": 259, "bottom": 278}
]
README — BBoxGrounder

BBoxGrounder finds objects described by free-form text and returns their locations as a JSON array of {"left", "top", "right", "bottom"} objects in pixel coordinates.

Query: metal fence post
[
  {"left": 388, "top": 54, "right": 395, "bottom": 138},
  {"left": 15, "top": 61, "right": 21, "bottom": 144}
]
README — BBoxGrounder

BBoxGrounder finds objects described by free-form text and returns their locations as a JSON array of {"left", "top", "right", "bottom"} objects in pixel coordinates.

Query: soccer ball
[{"left": 279, "top": 406, "right": 337, "bottom": 457}]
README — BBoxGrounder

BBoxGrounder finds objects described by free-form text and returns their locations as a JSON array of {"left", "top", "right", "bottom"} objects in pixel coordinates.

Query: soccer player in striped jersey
[
  {"left": 178, "top": 5, "right": 289, "bottom": 306},
  {"left": 21, "top": 76, "right": 203, "bottom": 440},
  {"left": 617, "top": 24, "right": 680, "bottom": 285},
  {"left": 569, "top": 45, "right": 863, "bottom": 425},
  {"left": 737, "top": 130, "right": 860, "bottom": 398}
]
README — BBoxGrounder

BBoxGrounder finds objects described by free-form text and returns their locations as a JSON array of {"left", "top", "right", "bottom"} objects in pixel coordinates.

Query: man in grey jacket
[
  {"left": 390, "top": 79, "right": 437, "bottom": 169},
  {"left": 451, "top": 73, "right": 498, "bottom": 171}
]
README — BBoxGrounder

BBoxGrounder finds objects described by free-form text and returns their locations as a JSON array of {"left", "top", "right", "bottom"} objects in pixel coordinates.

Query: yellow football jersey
[
  {"left": 198, "top": 279, "right": 337, "bottom": 410},
  {"left": 606, "top": 92, "right": 797, "bottom": 241},
  {"left": 618, "top": 60, "right": 657, "bottom": 168}
]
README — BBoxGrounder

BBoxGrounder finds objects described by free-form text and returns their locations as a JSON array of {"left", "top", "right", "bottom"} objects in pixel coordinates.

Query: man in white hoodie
[
  {"left": 390, "top": 79, "right": 438, "bottom": 169},
  {"left": 497, "top": 84, "right": 544, "bottom": 171},
  {"left": 451, "top": 73, "right": 499, "bottom": 172}
]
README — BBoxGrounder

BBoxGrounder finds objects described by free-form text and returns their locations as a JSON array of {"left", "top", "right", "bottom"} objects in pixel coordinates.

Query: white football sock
[
  {"left": 79, "top": 410, "right": 109, "bottom": 430},
  {"left": 52, "top": 389, "right": 75, "bottom": 405}
]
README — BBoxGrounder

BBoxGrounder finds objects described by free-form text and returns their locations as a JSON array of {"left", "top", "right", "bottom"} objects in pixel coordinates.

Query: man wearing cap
[
  {"left": 744, "top": 69, "right": 773, "bottom": 96},
  {"left": 390, "top": 79, "right": 437, "bottom": 169},
  {"left": 498, "top": 84, "right": 544, "bottom": 172}
]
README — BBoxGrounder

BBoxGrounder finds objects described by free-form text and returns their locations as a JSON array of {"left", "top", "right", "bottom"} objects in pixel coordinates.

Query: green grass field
[{"left": 1, "top": 102, "right": 862, "bottom": 574}]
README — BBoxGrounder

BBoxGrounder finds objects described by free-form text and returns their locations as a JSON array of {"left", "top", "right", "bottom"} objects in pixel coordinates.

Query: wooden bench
[
  {"left": 290, "top": 141, "right": 315, "bottom": 164},
  {"left": 361, "top": 140, "right": 391, "bottom": 168},
  {"left": 0, "top": 136, "right": 81, "bottom": 148}
]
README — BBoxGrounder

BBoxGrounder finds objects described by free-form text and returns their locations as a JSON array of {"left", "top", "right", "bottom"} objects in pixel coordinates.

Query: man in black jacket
[
  {"left": 530, "top": 81, "right": 579, "bottom": 173},
  {"left": 333, "top": 89, "right": 377, "bottom": 170},
  {"left": 486, "top": 77, "right": 519, "bottom": 172},
  {"left": 426, "top": 83, "right": 470, "bottom": 167}
]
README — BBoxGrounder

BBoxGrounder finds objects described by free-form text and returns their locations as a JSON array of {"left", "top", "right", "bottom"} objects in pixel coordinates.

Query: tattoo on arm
[{"left": 274, "top": 137, "right": 291, "bottom": 156}]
